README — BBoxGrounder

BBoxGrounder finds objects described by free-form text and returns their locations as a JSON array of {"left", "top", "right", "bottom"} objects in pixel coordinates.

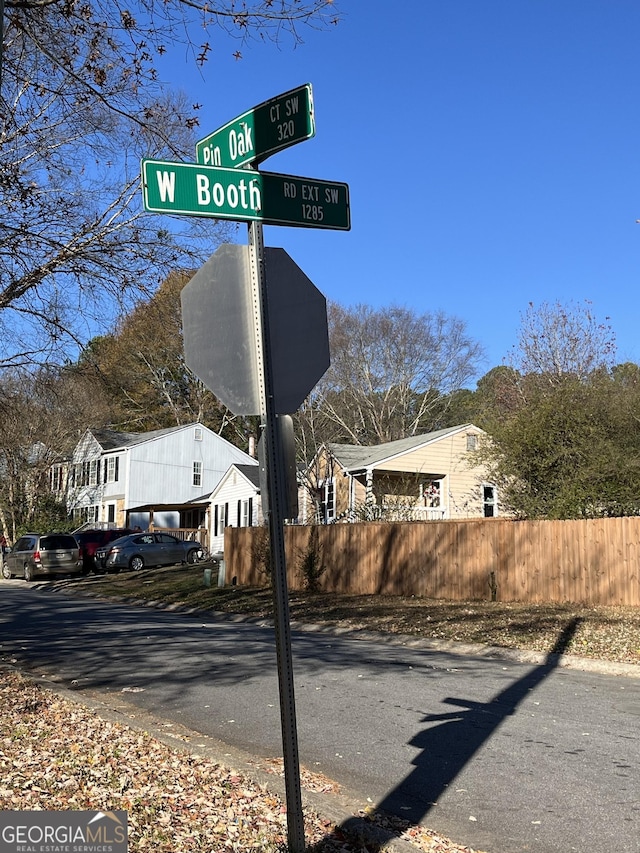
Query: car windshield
[{"left": 40, "top": 535, "right": 77, "bottom": 550}]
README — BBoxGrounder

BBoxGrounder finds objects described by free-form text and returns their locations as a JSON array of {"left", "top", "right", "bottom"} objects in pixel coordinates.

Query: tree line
[{"left": 2, "top": 293, "right": 640, "bottom": 539}]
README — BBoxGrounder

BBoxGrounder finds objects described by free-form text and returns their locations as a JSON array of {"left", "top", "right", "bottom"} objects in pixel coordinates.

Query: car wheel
[
  {"left": 186, "top": 549, "right": 199, "bottom": 565},
  {"left": 129, "top": 555, "right": 144, "bottom": 572},
  {"left": 24, "top": 564, "right": 34, "bottom": 583},
  {"left": 1, "top": 563, "right": 12, "bottom": 580}
]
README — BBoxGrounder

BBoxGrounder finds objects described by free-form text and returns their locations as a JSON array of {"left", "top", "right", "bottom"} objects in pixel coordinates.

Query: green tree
[
  {"left": 477, "top": 302, "right": 640, "bottom": 518},
  {"left": 70, "top": 272, "right": 257, "bottom": 448}
]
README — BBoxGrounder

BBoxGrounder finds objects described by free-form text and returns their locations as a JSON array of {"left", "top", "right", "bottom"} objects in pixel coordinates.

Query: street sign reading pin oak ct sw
[
  {"left": 195, "top": 84, "right": 314, "bottom": 169},
  {"left": 141, "top": 159, "right": 350, "bottom": 231}
]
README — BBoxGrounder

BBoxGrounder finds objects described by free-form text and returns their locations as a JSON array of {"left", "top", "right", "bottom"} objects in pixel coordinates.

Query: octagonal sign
[{"left": 181, "top": 244, "right": 330, "bottom": 415}]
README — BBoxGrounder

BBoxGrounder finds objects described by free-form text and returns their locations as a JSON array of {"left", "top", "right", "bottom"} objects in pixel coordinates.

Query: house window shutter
[
  {"left": 214, "top": 505, "right": 219, "bottom": 537},
  {"left": 115, "top": 456, "right": 119, "bottom": 482},
  {"left": 248, "top": 497, "right": 253, "bottom": 527},
  {"left": 237, "top": 500, "right": 242, "bottom": 526}
]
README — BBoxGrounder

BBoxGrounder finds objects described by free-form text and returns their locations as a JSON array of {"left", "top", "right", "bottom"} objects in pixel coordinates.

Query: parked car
[
  {"left": 2, "top": 533, "right": 82, "bottom": 582},
  {"left": 96, "top": 532, "right": 203, "bottom": 573},
  {"left": 75, "top": 528, "right": 134, "bottom": 573}
]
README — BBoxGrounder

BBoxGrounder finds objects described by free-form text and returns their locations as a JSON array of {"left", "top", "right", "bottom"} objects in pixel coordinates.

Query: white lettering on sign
[
  {"left": 269, "top": 103, "right": 281, "bottom": 122},
  {"left": 285, "top": 95, "right": 299, "bottom": 117},
  {"left": 228, "top": 124, "right": 254, "bottom": 162},
  {"left": 277, "top": 120, "right": 295, "bottom": 142},
  {"left": 196, "top": 175, "right": 262, "bottom": 211},
  {"left": 325, "top": 187, "right": 340, "bottom": 204},
  {"left": 302, "top": 204, "right": 324, "bottom": 222},
  {"left": 283, "top": 182, "right": 297, "bottom": 199},
  {"left": 301, "top": 184, "right": 319, "bottom": 201},
  {"left": 156, "top": 170, "right": 176, "bottom": 203},
  {"left": 201, "top": 144, "right": 222, "bottom": 166}
]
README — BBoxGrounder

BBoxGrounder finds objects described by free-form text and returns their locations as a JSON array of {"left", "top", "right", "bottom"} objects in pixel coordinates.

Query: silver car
[
  {"left": 97, "top": 532, "right": 203, "bottom": 573},
  {"left": 2, "top": 533, "right": 82, "bottom": 582}
]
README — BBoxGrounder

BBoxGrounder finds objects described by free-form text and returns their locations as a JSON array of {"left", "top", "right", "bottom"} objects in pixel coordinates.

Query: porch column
[{"left": 365, "top": 468, "right": 374, "bottom": 506}]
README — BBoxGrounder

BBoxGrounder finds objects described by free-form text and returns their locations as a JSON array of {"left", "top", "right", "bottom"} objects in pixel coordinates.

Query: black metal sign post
[
  {"left": 156, "top": 86, "right": 348, "bottom": 853},
  {"left": 248, "top": 218, "right": 306, "bottom": 853}
]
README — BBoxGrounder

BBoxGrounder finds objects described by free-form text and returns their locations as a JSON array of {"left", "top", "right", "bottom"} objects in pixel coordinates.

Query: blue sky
[{"left": 158, "top": 1, "right": 640, "bottom": 385}]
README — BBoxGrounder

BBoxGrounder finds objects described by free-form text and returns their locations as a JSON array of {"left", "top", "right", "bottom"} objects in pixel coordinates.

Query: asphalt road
[{"left": 0, "top": 581, "right": 638, "bottom": 853}]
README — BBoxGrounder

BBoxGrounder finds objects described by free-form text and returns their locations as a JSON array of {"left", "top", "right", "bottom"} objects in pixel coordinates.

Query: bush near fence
[{"left": 224, "top": 517, "right": 640, "bottom": 607}]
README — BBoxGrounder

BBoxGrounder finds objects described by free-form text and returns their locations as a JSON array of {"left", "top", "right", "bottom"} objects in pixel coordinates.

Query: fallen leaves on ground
[{"left": 0, "top": 669, "right": 486, "bottom": 853}]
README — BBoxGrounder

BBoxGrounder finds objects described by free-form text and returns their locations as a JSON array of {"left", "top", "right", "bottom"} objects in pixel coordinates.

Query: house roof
[
  {"left": 206, "top": 462, "right": 261, "bottom": 502},
  {"left": 326, "top": 424, "right": 482, "bottom": 472},
  {"left": 90, "top": 423, "right": 214, "bottom": 452},
  {"left": 91, "top": 428, "right": 141, "bottom": 451},
  {"left": 235, "top": 464, "right": 261, "bottom": 489}
]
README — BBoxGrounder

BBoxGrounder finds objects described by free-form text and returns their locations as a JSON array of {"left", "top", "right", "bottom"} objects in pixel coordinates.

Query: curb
[{"left": 54, "top": 582, "right": 640, "bottom": 680}]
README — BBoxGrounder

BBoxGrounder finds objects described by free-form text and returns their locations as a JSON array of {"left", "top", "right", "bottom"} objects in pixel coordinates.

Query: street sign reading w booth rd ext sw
[
  {"left": 141, "top": 159, "right": 350, "bottom": 230},
  {"left": 195, "top": 84, "right": 314, "bottom": 169}
]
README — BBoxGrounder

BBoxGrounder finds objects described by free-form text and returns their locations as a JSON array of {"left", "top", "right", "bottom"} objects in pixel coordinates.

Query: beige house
[{"left": 299, "top": 424, "right": 496, "bottom": 523}]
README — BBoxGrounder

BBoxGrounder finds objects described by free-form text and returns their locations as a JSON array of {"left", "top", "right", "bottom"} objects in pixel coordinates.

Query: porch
[{"left": 126, "top": 502, "right": 210, "bottom": 551}]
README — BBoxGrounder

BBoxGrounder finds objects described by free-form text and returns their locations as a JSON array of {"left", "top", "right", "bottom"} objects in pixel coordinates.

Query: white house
[
  {"left": 208, "top": 463, "right": 262, "bottom": 554},
  {"left": 56, "top": 423, "right": 257, "bottom": 530}
]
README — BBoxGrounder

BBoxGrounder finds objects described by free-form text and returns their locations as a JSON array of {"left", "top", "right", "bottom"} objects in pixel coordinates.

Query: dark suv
[
  {"left": 75, "top": 528, "right": 134, "bottom": 573},
  {"left": 2, "top": 533, "right": 81, "bottom": 582}
]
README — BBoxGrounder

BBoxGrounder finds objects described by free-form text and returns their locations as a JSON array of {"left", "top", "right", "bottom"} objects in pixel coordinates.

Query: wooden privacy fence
[{"left": 224, "top": 517, "right": 640, "bottom": 606}]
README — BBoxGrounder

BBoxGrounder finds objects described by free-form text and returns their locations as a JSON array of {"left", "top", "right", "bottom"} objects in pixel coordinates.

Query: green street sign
[
  {"left": 195, "top": 84, "right": 315, "bottom": 169},
  {"left": 141, "top": 159, "right": 350, "bottom": 231}
]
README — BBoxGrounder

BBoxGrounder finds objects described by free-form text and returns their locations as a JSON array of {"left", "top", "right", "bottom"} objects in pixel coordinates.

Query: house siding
[
  {"left": 66, "top": 424, "right": 256, "bottom": 526},
  {"left": 126, "top": 428, "right": 251, "bottom": 508},
  {"left": 208, "top": 467, "right": 261, "bottom": 553},
  {"left": 373, "top": 426, "right": 486, "bottom": 518},
  {"left": 300, "top": 425, "right": 491, "bottom": 523}
]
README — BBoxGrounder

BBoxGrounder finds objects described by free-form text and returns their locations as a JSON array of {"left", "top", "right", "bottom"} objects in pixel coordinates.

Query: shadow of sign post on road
[{"left": 308, "top": 618, "right": 583, "bottom": 852}]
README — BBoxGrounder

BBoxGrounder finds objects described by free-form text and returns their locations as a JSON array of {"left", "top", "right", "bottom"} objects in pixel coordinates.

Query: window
[
  {"left": 467, "top": 434, "right": 478, "bottom": 451},
  {"left": 425, "top": 480, "right": 441, "bottom": 508},
  {"left": 73, "top": 505, "right": 99, "bottom": 524},
  {"left": 107, "top": 504, "right": 115, "bottom": 523},
  {"left": 483, "top": 485, "right": 497, "bottom": 517},
  {"left": 238, "top": 498, "right": 253, "bottom": 527},
  {"left": 320, "top": 479, "right": 335, "bottom": 523},
  {"left": 106, "top": 456, "right": 119, "bottom": 483},
  {"left": 193, "top": 461, "right": 202, "bottom": 487},
  {"left": 50, "top": 465, "right": 64, "bottom": 493},
  {"left": 89, "top": 459, "right": 98, "bottom": 485},
  {"left": 214, "top": 503, "right": 229, "bottom": 536},
  {"left": 194, "top": 427, "right": 203, "bottom": 441}
]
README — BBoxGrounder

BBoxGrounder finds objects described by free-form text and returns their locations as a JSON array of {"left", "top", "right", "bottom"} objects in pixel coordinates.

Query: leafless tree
[
  {"left": 0, "top": 1, "right": 341, "bottom": 367},
  {"left": 300, "top": 302, "right": 484, "bottom": 445},
  {"left": 510, "top": 300, "right": 617, "bottom": 385},
  {"left": 0, "top": 366, "right": 92, "bottom": 539}
]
